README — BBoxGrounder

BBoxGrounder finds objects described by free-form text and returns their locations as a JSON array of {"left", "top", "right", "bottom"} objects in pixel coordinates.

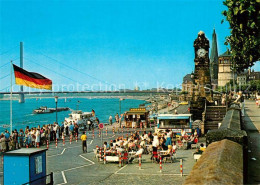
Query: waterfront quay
[
  {"left": 47, "top": 128, "right": 197, "bottom": 185},
  {"left": 0, "top": 126, "right": 199, "bottom": 185},
  {"left": 0, "top": 100, "right": 259, "bottom": 184}
]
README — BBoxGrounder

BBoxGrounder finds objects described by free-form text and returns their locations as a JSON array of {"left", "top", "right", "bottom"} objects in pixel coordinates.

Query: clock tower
[
  {"left": 190, "top": 31, "right": 212, "bottom": 127},
  {"left": 193, "top": 31, "right": 211, "bottom": 94}
]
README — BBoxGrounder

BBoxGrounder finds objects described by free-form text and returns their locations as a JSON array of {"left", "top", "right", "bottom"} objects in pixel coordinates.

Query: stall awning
[
  {"left": 158, "top": 116, "right": 190, "bottom": 120},
  {"left": 126, "top": 112, "right": 146, "bottom": 115}
]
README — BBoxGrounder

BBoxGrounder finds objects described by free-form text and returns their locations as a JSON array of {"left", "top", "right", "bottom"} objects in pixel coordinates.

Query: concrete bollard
[
  {"left": 99, "top": 148, "right": 102, "bottom": 162},
  {"left": 96, "top": 145, "right": 99, "bottom": 159},
  {"left": 180, "top": 159, "right": 183, "bottom": 176},
  {"left": 139, "top": 154, "right": 141, "bottom": 170},
  {"left": 55, "top": 138, "right": 58, "bottom": 148},
  {"left": 160, "top": 155, "right": 162, "bottom": 173},
  {"left": 119, "top": 152, "right": 122, "bottom": 167},
  {"left": 104, "top": 149, "right": 106, "bottom": 164},
  {"left": 47, "top": 140, "right": 49, "bottom": 149}
]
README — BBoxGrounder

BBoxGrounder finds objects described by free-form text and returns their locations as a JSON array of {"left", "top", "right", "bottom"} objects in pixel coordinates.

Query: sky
[{"left": 0, "top": 0, "right": 259, "bottom": 92}]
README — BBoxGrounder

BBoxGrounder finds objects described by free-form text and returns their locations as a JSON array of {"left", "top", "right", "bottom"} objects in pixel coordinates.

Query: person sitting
[
  {"left": 187, "top": 134, "right": 195, "bottom": 149},
  {"left": 172, "top": 141, "right": 177, "bottom": 153},
  {"left": 194, "top": 136, "right": 199, "bottom": 144},
  {"left": 160, "top": 137, "right": 168, "bottom": 150},
  {"left": 161, "top": 145, "right": 173, "bottom": 160},
  {"left": 199, "top": 143, "right": 206, "bottom": 152},
  {"left": 129, "top": 145, "right": 144, "bottom": 163},
  {"left": 128, "top": 140, "right": 136, "bottom": 151}
]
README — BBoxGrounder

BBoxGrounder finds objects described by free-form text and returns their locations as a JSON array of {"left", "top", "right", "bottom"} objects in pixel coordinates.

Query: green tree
[
  {"left": 248, "top": 80, "right": 260, "bottom": 91},
  {"left": 222, "top": 0, "right": 260, "bottom": 72}
]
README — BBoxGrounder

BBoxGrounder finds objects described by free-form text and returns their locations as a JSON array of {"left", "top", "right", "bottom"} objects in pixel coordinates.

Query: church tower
[{"left": 210, "top": 28, "right": 219, "bottom": 82}]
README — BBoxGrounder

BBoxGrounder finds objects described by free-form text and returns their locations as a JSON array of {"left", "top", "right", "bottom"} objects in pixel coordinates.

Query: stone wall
[
  {"left": 183, "top": 139, "right": 243, "bottom": 185},
  {"left": 206, "top": 103, "right": 247, "bottom": 145}
]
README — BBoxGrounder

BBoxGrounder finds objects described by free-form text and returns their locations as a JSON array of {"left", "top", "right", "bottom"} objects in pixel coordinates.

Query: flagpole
[{"left": 10, "top": 61, "right": 13, "bottom": 133}]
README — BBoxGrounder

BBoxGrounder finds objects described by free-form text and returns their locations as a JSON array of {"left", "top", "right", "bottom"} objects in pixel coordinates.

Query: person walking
[
  {"left": 109, "top": 115, "right": 113, "bottom": 125},
  {"left": 81, "top": 131, "right": 87, "bottom": 153},
  {"left": 234, "top": 91, "right": 245, "bottom": 116},
  {"left": 115, "top": 113, "right": 119, "bottom": 123}
]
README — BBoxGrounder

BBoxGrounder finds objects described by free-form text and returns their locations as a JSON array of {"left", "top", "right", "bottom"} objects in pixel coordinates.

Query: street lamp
[
  {"left": 119, "top": 98, "right": 125, "bottom": 127},
  {"left": 55, "top": 96, "right": 58, "bottom": 123}
]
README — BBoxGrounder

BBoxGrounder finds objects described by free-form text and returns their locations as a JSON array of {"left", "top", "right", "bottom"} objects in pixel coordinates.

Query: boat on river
[
  {"left": 64, "top": 110, "right": 96, "bottom": 130},
  {"left": 33, "top": 106, "right": 70, "bottom": 114}
]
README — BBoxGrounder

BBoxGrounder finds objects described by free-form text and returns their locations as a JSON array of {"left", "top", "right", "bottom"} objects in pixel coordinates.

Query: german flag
[{"left": 13, "top": 64, "right": 52, "bottom": 90}]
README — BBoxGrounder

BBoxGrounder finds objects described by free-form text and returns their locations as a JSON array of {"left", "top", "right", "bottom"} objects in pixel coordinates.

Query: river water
[{"left": 0, "top": 97, "right": 146, "bottom": 132}]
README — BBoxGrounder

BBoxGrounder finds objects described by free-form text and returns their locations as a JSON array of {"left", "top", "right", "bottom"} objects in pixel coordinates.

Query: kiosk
[
  {"left": 124, "top": 108, "right": 149, "bottom": 128},
  {"left": 155, "top": 114, "right": 193, "bottom": 135},
  {"left": 4, "top": 148, "right": 50, "bottom": 185}
]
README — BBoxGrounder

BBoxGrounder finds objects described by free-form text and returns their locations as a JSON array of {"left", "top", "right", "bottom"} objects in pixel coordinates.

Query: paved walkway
[
  {"left": 46, "top": 129, "right": 196, "bottom": 185},
  {"left": 0, "top": 128, "right": 199, "bottom": 185},
  {"left": 243, "top": 100, "right": 260, "bottom": 184}
]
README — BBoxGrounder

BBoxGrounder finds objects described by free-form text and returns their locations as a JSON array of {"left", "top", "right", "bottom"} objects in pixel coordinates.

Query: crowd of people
[
  {"left": 0, "top": 121, "right": 80, "bottom": 153},
  {"left": 96, "top": 128, "right": 201, "bottom": 163}
]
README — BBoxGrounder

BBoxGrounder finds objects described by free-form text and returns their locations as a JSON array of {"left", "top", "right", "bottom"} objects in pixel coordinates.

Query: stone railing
[
  {"left": 206, "top": 103, "right": 247, "bottom": 145},
  {"left": 184, "top": 103, "right": 248, "bottom": 184},
  {"left": 183, "top": 139, "right": 243, "bottom": 185}
]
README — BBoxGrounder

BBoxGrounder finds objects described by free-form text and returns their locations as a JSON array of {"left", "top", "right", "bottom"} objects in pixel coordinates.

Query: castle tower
[{"left": 210, "top": 28, "right": 219, "bottom": 82}]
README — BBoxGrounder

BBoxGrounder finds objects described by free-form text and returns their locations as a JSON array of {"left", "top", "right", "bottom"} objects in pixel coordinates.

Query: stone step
[
  {"left": 206, "top": 112, "right": 226, "bottom": 115},
  {"left": 206, "top": 109, "right": 226, "bottom": 113}
]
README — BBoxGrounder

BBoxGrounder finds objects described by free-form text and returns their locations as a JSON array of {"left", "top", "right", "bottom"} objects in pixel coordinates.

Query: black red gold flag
[{"left": 13, "top": 64, "right": 52, "bottom": 90}]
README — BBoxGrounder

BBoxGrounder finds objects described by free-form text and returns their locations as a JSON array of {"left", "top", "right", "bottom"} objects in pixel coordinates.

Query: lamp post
[
  {"left": 119, "top": 98, "right": 125, "bottom": 128},
  {"left": 55, "top": 96, "right": 58, "bottom": 123}
]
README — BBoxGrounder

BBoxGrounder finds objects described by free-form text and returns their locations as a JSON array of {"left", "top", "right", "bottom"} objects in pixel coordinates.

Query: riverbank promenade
[
  {"left": 244, "top": 100, "right": 260, "bottom": 184},
  {"left": 0, "top": 127, "right": 200, "bottom": 185}
]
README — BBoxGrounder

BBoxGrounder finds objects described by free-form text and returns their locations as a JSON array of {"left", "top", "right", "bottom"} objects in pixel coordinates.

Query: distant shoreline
[{"left": 0, "top": 95, "right": 151, "bottom": 102}]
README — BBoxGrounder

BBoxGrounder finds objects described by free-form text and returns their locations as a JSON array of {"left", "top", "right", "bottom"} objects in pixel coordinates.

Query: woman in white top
[
  {"left": 36, "top": 129, "right": 41, "bottom": 147},
  {"left": 152, "top": 133, "right": 159, "bottom": 162}
]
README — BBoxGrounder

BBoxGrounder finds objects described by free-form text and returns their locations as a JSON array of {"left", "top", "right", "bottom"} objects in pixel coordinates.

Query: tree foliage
[
  {"left": 217, "top": 80, "right": 260, "bottom": 92},
  {"left": 222, "top": 0, "right": 260, "bottom": 72}
]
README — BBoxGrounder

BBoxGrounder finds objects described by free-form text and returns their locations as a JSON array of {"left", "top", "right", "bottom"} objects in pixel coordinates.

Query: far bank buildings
[{"left": 182, "top": 29, "right": 260, "bottom": 92}]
